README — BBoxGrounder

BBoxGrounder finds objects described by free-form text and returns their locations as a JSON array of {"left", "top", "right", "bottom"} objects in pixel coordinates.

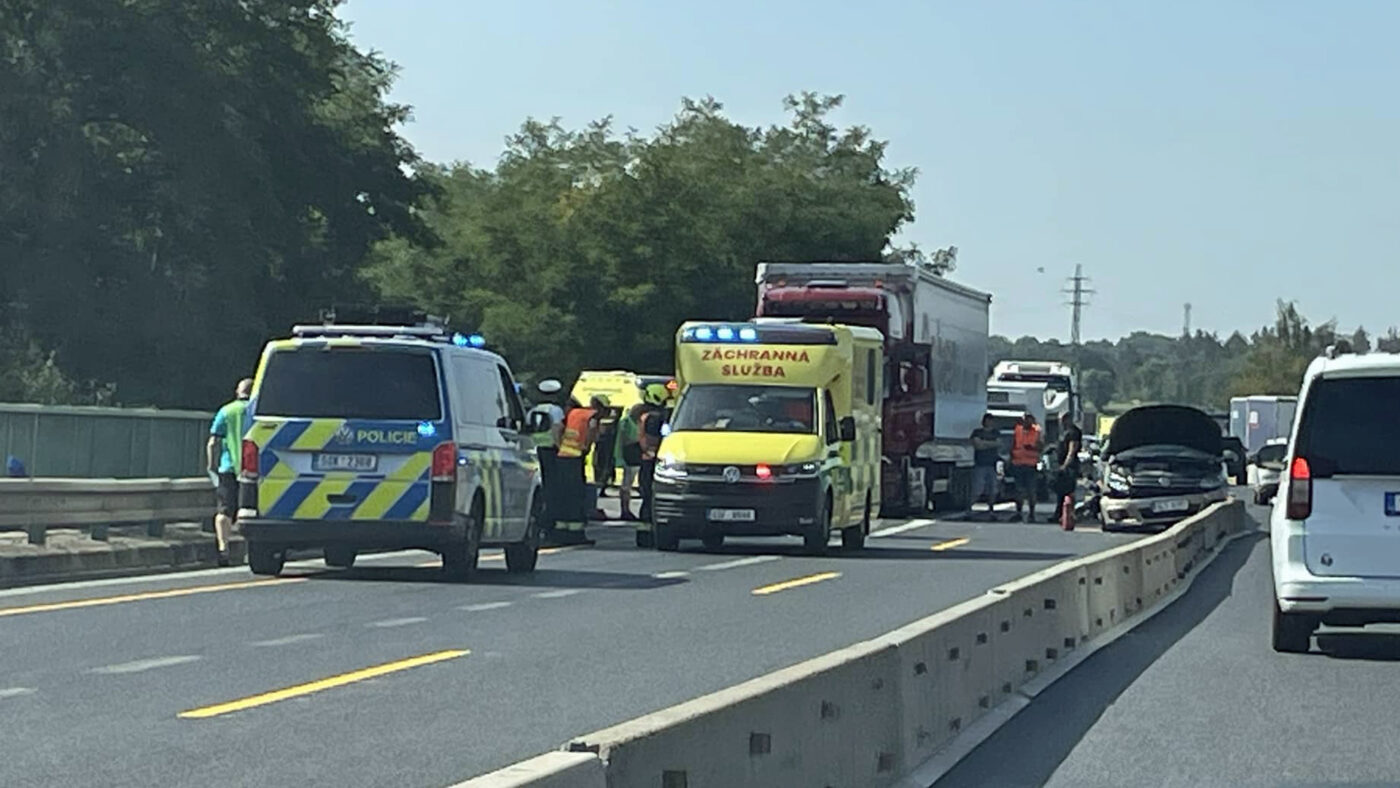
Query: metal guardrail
[{"left": 0, "top": 477, "right": 211, "bottom": 545}]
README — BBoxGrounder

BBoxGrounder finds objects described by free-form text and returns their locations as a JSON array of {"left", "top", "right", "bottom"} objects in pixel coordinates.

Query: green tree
[
  {"left": 1080, "top": 369, "right": 1116, "bottom": 411},
  {"left": 1, "top": 0, "right": 429, "bottom": 407}
]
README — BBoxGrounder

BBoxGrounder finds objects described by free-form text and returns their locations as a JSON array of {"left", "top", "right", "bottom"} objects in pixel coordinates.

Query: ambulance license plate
[
  {"left": 313, "top": 453, "right": 377, "bottom": 472},
  {"left": 708, "top": 508, "right": 756, "bottom": 522}
]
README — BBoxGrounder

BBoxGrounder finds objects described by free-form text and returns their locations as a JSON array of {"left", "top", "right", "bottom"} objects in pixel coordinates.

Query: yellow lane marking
[
  {"left": 178, "top": 649, "right": 468, "bottom": 720},
  {"left": 930, "top": 538, "right": 971, "bottom": 552},
  {"left": 0, "top": 578, "right": 305, "bottom": 619},
  {"left": 751, "top": 571, "right": 842, "bottom": 596}
]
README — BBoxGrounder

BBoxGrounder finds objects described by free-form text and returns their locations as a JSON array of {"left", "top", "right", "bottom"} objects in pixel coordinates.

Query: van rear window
[
  {"left": 1295, "top": 376, "right": 1400, "bottom": 476},
  {"left": 256, "top": 348, "right": 442, "bottom": 420}
]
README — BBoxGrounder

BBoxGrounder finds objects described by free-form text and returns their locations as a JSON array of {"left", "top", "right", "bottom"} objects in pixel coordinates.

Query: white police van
[
  {"left": 237, "top": 309, "right": 543, "bottom": 580},
  {"left": 1271, "top": 346, "right": 1400, "bottom": 652}
]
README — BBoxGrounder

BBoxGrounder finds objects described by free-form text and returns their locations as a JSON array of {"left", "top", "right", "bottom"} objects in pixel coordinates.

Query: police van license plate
[
  {"left": 313, "top": 453, "right": 377, "bottom": 472},
  {"left": 1153, "top": 498, "right": 1189, "bottom": 514},
  {"left": 708, "top": 508, "right": 756, "bottom": 522}
]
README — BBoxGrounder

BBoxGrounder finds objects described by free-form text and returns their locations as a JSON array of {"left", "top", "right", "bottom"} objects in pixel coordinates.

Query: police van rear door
[{"left": 247, "top": 343, "right": 448, "bottom": 523}]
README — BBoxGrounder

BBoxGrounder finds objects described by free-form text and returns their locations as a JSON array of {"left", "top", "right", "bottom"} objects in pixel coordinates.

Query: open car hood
[{"left": 1106, "top": 405, "right": 1221, "bottom": 457}]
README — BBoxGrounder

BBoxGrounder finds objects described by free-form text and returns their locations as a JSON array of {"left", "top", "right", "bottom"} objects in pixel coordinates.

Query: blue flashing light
[
  {"left": 451, "top": 332, "right": 470, "bottom": 347},
  {"left": 694, "top": 326, "right": 714, "bottom": 341},
  {"left": 716, "top": 326, "right": 735, "bottom": 341},
  {"left": 417, "top": 421, "right": 437, "bottom": 438},
  {"left": 467, "top": 333, "right": 486, "bottom": 348},
  {"left": 660, "top": 423, "right": 672, "bottom": 437},
  {"left": 738, "top": 327, "right": 758, "bottom": 341}
]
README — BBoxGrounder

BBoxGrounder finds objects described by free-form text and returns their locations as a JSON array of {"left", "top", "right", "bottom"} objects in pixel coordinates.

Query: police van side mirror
[{"left": 838, "top": 416, "right": 856, "bottom": 442}]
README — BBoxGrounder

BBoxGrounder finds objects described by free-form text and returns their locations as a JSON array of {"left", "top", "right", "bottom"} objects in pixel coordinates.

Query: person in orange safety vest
[{"left": 1010, "top": 413, "right": 1044, "bottom": 523}]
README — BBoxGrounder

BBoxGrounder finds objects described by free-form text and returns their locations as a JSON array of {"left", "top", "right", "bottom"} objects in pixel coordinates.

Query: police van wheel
[
  {"left": 324, "top": 546, "right": 357, "bottom": 569},
  {"left": 443, "top": 508, "right": 482, "bottom": 581},
  {"left": 505, "top": 502, "right": 543, "bottom": 574},
  {"left": 248, "top": 544, "right": 284, "bottom": 576},
  {"left": 803, "top": 496, "right": 831, "bottom": 556}
]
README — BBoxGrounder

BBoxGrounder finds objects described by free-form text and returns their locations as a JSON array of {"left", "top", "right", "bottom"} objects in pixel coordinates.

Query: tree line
[
  {"left": 4, "top": 2, "right": 1385, "bottom": 413},
  {"left": 992, "top": 301, "right": 1398, "bottom": 413}
]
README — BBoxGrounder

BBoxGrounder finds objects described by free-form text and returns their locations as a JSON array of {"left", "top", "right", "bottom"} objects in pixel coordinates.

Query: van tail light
[
  {"left": 241, "top": 440, "right": 260, "bottom": 481},
  {"left": 1286, "top": 456, "right": 1312, "bottom": 520},
  {"left": 431, "top": 442, "right": 457, "bottom": 482}
]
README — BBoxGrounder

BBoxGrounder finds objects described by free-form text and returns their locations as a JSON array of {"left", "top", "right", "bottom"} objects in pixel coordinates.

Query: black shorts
[{"left": 215, "top": 472, "right": 238, "bottom": 517}]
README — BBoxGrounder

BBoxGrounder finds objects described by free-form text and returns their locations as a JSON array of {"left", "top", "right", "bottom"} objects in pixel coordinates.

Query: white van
[{"left": 1271, "top": 349, "right": 1400, "bottom": 652}]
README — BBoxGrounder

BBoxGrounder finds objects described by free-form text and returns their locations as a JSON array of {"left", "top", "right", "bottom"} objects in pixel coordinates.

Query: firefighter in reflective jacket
[
  {"left": 1010, "top": 413, "right": 1043, "bottom": 524},
  {"left": 633, "top": 383, "right": 670, "bottom": 548},
  {"left": 552, "top": 395, "right": 607, "bottom": 545}
]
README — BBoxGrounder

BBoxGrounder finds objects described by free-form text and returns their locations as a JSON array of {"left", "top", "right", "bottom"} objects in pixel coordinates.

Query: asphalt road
[
  {"left": 0, "top": 504, "right": 1138, "bottom": 788},
  {"left": 937, "top": 502, "right": 1400, "bottom": 788}
]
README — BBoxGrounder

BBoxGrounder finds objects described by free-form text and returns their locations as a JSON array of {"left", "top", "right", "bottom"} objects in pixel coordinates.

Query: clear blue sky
[{"left": 340, "top": 0, "right": 1398, "bottom": 342}]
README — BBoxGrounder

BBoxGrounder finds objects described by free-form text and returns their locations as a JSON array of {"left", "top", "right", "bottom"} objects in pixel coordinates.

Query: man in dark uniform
[{"left": 1052, "top": 413, "right": 1084, "bottom": 523}]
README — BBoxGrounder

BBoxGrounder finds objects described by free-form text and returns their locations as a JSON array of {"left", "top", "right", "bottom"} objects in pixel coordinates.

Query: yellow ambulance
[
  {"left": 569, "top": 371, "right": 675, "bottom": 489},
  {"left": 651, "top": 321, "right": 883, "bottom": 554}
]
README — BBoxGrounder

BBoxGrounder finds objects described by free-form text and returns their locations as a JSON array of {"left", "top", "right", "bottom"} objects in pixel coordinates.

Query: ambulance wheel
[
  {"left": 248, "top": 544, "right": 284, "bottom": 576},
  {"left": 701, "top": 531, "right": 725, "bottom": 551},
  {"left": 803, "top": 495, "right": 831, "bottom": 556},
  {"left": 654, "top": 519, "right": 680, "bottom": 552},
  {"left": 443, "top": 504, "right": 483, "bottom": 581},
  {"left": 324, "top": 546, "right": 357, "bottom": 569},
  {"left": 842, "top": 494, "right": 871, "bottom": 551},
  {"left": 505, "top": 499, "right": 543, "bottom": 574}
]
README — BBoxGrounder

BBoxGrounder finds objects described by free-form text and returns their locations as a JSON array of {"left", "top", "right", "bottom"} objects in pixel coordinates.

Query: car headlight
[
  {"left": 1105, "top": 467, "right": 1130, "bottom": 493},
  {"left": 655, "top": 456, "right": 687, "bottom": 479},
  {"left": 1199, "top": 472, "right": 1226, "bottom": 490},
  {"left": 783, "top": 461, "right": 821, "bottom": 477}
]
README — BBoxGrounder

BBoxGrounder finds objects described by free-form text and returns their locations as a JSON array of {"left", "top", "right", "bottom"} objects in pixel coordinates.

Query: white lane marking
[
  {"left": 367, "top": 617, "right": 428, "bottom": 628},
  {"left": 90, "top": 655, "right": 203, "bottom": 675},
  {"left": 870, "top": 518, "right": 936, "bottom": 538},
  {"left": 251, "top": 633, "right": 324, "bottom": 648},
  {"left": 652, "top": 571, "right": 690, "bottom": 579},
  {"left": 0, "top": 687, "right": 36, "bottom": 699},
  {"left": 696, "top": 555, "right": 782, "bottom": 571},
  {"left": 533, "top": 589, "right": 583, "bottom": 599},
  {"left": 459, "top": 602, "right": 512, "bottom": 612}
]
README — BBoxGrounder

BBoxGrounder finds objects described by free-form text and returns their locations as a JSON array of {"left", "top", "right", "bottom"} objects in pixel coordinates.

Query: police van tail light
[
  {"left": 1286, "top": 456, "right": 1312, "bottom": 520},
  {"left": 431, "top": 442, "right": 457, "bottom": 482},
  {"left": 241, "top": 440, "right": 260, "bottom": 480}
]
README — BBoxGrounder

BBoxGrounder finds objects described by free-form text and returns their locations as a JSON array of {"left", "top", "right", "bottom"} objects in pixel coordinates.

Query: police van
[{"left": 237, "top": 310, "right": 543, "bottom": 579}]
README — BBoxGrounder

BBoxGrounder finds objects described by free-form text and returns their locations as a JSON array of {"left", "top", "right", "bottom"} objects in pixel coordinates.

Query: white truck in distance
[
  {"left": 991, "top": 360, "right": 1079, "bottom": 447},
  {"left": 755, "top": 261, "right": 992, "bottom": 514}
]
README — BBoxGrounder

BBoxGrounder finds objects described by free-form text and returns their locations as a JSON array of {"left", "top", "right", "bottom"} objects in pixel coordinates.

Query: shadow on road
[
  {"left": 933, "top": 530, "right": 1264, "bottom": 788},
  {"left": 1316, "top": 632, "right": 1400, "bottom": 662},
  {"left": 292, "top": 565, "right": 684, "bottom": 590}
]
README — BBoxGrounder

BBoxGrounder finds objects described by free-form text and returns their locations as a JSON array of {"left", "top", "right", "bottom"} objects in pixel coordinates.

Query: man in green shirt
[
  {"left": 615, "top": 403, "right": 644, "bottom": 520},
  {"left": 208, "top": 378, "right": 252, "bottom": 566}
]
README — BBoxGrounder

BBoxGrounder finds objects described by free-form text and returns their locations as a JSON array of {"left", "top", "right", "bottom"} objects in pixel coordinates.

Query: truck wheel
[
  {"left": 804, "top": 495, "right": 831, "bottom": 556},
  {"left": 1272, "top": 598, "right": 1315, "bottom": 654},
  {"left": 841, "top": 494, "right": 870, "bottom": 550},
  {"left": 248, "top": 544, "right": 285, "bottom": 576},
  {"left": 443, "top": 504, "right": 483, "bottom": 581},
  {"left": 505, "top": 499, "right": 543, "bottom": 574},
  {"left": 324, "top": 546, "right": 356, "bottom": 569}
]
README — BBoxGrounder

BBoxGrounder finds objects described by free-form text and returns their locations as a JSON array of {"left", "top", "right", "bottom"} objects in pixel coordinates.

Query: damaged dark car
[{"left": 1098, "top": 405, "right": 1229, "bottom": 531}]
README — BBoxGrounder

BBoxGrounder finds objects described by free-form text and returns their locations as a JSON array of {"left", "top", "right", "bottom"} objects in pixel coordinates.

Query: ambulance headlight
[
  {"left": 783, "top": 461, "right": 820, "bottom": 477},
  {"left": 655, "top": 456, "right": 687, "bottom": 479}
]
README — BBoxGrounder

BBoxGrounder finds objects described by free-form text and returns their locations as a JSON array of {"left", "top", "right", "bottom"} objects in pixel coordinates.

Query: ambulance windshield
[
  {"left": 256, "top": 347, "right": 442, "bottom": 420},
  {"left": 669, "top": 384, "right": 816, "bottom": 434}
]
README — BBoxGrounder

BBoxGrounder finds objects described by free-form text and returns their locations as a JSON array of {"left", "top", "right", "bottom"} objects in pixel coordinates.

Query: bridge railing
[{"left": 0, "top": 477, "right": 211, "bottom": 545}]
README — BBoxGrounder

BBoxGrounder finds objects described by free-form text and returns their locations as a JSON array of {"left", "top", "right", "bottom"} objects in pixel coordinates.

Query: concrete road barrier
[
  {"left": 451, "top": 752, "right": 605, "bottom": 788},
  {"left": 0, "top": 477, "right": 210, "bottom": 545},
  {"left": 458, "top": 500, "right": 1248, "bottom": 788}
]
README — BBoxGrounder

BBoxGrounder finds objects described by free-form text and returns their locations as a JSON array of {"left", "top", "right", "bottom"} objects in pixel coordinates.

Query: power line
[{"left": 1061, "top": 264, "right": 1094, "bottom": 346}]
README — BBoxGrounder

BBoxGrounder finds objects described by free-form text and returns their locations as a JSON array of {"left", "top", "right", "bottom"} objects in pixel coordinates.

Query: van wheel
[
  {"left": 324, "top": 546, "right": 357, "bottom": 569},
  {"left": 1272, "top": 598, "right": 1315, "bottom": 654},
  {"left": 653, "top": 513, "right": 680, "bottom": 552},
  {"left": 248, "top": 544, "right": 284, "bottom": 576},
  {"left": 701, "top": 531, "right": 725, "bottom": 551},
  {"left": 505, "top": 499, "right": 543, "bottom": 574},
  {"left": 803, "top": 495, "right": 831, "bottom": 556},
  {"left": 443, "top": 504, "right": 483, "bottom": 581},
  {"left": 842, "top": 494, "right": 870, "bottom": 550}
]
